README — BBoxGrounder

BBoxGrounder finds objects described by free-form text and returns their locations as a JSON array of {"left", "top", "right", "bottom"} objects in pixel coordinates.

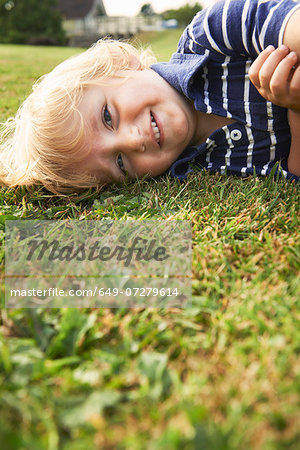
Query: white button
[{"left": 230, "top": 129, "right": 242, "bottom": 141}]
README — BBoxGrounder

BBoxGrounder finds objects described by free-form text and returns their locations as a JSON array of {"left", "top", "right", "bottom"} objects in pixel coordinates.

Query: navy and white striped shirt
[{"left": 152, "top": 0, "right": 300, "bottom": 181}]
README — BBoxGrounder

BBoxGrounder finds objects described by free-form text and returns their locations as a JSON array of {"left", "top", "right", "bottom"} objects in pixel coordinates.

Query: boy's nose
[{"left": 121, "top": 125, "right": 145, "bottom": 153}]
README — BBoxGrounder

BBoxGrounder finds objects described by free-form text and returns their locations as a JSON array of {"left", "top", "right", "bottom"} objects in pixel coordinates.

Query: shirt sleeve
[{"left": 178, "top": 0, "right": 300, "bottom": 59}]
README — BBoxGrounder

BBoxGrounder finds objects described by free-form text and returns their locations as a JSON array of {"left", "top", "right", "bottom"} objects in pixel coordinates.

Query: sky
[{"left": 103, "top": 0, "right": 218, "bottom": 17}]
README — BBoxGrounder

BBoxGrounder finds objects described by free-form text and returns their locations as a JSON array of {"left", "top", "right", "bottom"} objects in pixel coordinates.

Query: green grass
[
  {"left": 0, "top": 44, "right": 82, "bottom": 120},
  {"left": 132, "top": 29, "right": 184, "bottom": 61},
  {"left": 0, "top": 34, "right": 300, "bottom": 450}
]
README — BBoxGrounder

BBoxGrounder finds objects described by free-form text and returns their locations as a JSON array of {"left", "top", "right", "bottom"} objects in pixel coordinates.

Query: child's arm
[
  {"left": 249, "top": 46, "right": 300, "bottom": 176},
  {"left": 287, "top": 109, "right": 300, "bottom": 176}
]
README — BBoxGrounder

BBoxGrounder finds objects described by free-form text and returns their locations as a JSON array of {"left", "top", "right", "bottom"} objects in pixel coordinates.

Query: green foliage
[
  {"left": 162, "top": 3, "right": 202, "bottom": 27},
  {"left": 0, "top": 0, "right": 66, "bottom": 45}
]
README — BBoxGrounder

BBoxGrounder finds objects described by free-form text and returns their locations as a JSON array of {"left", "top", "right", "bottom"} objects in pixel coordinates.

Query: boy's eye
[
  {"left": 116, "top": 154, "right": 126, "bottom": 174},
  {"left": 103, "top": 105, "right": 112, "bottom": 128}
]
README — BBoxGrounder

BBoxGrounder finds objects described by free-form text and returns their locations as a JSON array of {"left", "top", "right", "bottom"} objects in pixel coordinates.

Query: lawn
[{"left": 0, "top": 33, "right": 300, "bottom": 450}]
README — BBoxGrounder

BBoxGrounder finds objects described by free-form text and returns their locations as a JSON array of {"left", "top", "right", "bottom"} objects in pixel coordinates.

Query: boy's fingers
[
  {"left": 249, "top": 45, "right": 275, "bottom": 87},
  {"left": 249, "top": 46, "right": 300, "bottom": 107},
  {"left": 268, "top": 51, "right": 298, "bottom": 96},
  {"left": 255, "top": 45, "right": 290, "bottom": 90}
]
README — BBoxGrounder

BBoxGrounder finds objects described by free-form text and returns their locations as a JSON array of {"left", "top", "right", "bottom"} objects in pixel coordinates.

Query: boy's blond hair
[{"left": 0, "top": 40, "right": 156, "bottom": 195}]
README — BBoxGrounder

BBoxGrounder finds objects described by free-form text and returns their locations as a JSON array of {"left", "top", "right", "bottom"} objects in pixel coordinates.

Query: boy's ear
[
  {"left": 111, "top": 45, "right": 142, "bottom": 70},
  {"left": 128, "top": 54, "right": 142, "bottom": 70}
]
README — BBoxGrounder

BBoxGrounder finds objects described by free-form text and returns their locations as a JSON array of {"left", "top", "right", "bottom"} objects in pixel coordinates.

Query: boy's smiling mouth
[{"left": 150, "top": 112, "right": 161, "bottom": 147}]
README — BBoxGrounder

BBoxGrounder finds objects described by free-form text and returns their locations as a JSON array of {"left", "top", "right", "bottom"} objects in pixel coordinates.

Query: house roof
[{"left": 57, "top": 0, "right": 106, "bottom": 19}]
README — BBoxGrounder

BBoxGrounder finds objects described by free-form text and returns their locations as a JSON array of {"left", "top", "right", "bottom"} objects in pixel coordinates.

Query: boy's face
[{"left": 78, "top": 69, "right": 199, "bottom": 183}]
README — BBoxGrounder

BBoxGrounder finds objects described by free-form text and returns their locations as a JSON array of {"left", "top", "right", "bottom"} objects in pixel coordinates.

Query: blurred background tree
[
  {"left": 140, "top": 3, "right": 155, "bottom": 16},
  {"left": 162, "top": 2, "right": 202, "bottom": 27},
  {"left": 0, "top": 0, "right": 66, "bottom": 45}
]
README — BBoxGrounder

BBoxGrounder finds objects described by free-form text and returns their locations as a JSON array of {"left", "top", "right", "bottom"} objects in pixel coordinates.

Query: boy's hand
[{"left": 249, "top": 45, "right": 300, "bottom": 111}]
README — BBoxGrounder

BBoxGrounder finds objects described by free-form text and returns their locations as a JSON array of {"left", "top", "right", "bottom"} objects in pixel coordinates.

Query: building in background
[
  {"left": 57, "top": 0, "right": 107, "bottom": 46},
  {"left": 57, "top": 0, "right": 173, "bottom": 47}
]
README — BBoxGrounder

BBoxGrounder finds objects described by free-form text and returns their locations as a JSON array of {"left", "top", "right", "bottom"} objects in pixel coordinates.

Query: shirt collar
[{"left": 151, "top": 52, "right": 209, "bottom": 99}]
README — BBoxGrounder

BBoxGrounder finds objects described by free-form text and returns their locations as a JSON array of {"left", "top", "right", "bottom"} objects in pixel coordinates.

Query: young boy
[{"left": 0, "top": 0, "right": 299, "bottom": 195}]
